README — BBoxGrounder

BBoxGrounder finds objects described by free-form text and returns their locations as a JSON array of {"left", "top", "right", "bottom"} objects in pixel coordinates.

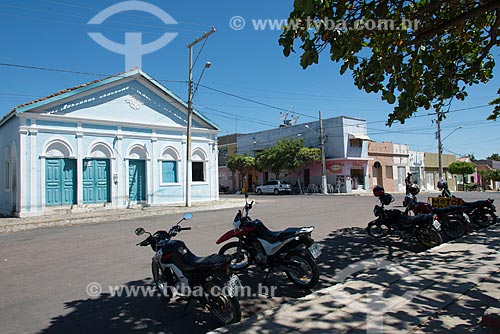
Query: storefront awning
[{"left": 349, "top": 133, "right": 371, "bottom": 141}]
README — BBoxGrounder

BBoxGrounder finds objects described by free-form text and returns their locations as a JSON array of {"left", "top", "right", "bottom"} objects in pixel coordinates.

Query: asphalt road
[{"left": 1, "top": 191, "right": 499, "bottom": 334}]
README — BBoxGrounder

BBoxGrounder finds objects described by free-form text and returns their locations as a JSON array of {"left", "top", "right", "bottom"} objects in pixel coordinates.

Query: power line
[{"left": 0, "top": 62, "right": 497, "bottom": 137}]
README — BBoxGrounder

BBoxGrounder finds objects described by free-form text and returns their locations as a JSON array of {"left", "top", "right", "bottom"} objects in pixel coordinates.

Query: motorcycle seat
[
  {"left": 432, "top": 206, "right": 466, "bottom": 215},
  {"left": 259, "top": 227, "right": 303, "bottom": 243},
  {"left": 182, "top": 253, "right": 230, "bottom": 272},
  {"left": 463, "top": 200, "right": 490, "bottom": 209},
  {"left": 397, "top": 213, "right": 433, "bottom": 227}
]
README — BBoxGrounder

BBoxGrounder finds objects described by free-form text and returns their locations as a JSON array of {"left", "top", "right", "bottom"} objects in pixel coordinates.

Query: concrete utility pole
[
  {"left": 437, "top": 108, "right": 463, "bottom": 183},
  {"left": 319, "top": 111, "right": 328, "bottom": 194},
  {"left": 186, "top": 27, "right": 215, "bottom": 207},
  {"left": 437, "top": 115, "right": 443, "bottom": 181}
]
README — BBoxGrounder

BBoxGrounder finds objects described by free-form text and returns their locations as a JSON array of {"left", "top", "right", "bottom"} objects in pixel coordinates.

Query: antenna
[{"left": 289, "top": 115, "right": 300, "bottom": 125}]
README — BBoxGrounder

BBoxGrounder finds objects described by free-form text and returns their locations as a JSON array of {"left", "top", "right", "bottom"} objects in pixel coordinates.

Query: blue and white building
[
  {"left": 236, "top": 116, "right": 371, "bottom": 193},
  {"left": 0, "top": 69, "right": 219, "bottom": 217}
]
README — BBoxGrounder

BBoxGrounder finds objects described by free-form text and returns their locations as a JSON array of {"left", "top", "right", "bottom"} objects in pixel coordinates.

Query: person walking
[{"left": 405, "top": 172, "right": 413, "bottom": 194}]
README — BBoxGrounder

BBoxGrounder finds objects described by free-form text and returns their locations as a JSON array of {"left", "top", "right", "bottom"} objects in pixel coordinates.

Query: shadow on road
[{"left": 40, "top": 227, "right": 499, "bottom": 334}]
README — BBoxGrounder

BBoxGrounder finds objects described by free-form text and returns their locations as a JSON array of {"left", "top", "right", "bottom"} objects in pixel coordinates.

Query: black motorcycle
[
  {"left": 367, "top": 192, "right": 443, "bottom": 248},
  {"left": 134, "top": 212, "right": 242, "bottom": 325},
  {"left": 403, "top": 193, "right": 468, "bottom": 240},
  {"left": 437, "top": 181, "right": 497, "bottom": 227},
  {"left": 462, "top": 198, "right": 497, "bottom": 227}
]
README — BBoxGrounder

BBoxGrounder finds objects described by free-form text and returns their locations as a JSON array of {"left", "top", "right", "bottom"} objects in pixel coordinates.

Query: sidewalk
[
  {"left": 0, "top": 198, "right": 244, "bottom": 234},
  {"left": 210, "top": 225, "right": 500, "bottom": 334}
]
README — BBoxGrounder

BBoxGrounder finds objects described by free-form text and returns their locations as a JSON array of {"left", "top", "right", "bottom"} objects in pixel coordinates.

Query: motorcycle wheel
[
  {"left": 206, "top": 274, "right": 242, "bottom": 325},
  {"left": 470, "top": 210, "right": 496, "bottom": 228},
  {"left": 367, "top": 220, "right": 391, "bottom": 238},
  {"left": 415, "top": 227, "right": 443, "bottom": 248},
  {"left": 440, "top": 215, "right": 467, "bottom": 240},
  {"left": 218, "top": 241, "right": 252, "bottom": 270},
  {"left": 151, "top": 261, "right": 173, "bottom": 301},
  {"left": 284, "top": 252, "right": 319, "bottom": 290}
]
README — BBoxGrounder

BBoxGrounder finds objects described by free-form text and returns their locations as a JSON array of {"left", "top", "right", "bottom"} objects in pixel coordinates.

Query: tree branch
[
  {"left": 416, "top": 1, "right": 500, "bottom": 40},
  {"left": 461, "top": 10, "right": 500, "bottom": 78}
]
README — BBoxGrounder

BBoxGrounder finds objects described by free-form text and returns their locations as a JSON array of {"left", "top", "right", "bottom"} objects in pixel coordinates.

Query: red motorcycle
[
  {"left": 216, "top": 194, "right": 321, "bottom": 290},
  {"left": 403, "top": 187, "right": 467, "bottom": 240}
]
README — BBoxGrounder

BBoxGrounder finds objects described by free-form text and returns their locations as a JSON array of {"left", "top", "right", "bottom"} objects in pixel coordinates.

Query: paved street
[{"left": 1, "top": 192, "right": 499, "bottom": 334}]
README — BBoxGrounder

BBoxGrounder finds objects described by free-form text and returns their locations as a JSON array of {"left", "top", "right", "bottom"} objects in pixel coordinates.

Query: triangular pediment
[{"left": 20, "top": 72, "right": 217, "bottom": 130}]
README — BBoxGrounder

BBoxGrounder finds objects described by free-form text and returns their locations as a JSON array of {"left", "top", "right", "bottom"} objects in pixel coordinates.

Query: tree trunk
[{"left": 296, "top": 177, "right": 303, "bottom": 194}]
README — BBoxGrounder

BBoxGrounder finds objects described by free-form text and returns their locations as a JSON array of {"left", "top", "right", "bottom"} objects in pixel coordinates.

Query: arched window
[
  {"left": 160, "top": 147, "right": 180, "bottom": 184},
  {"left": 127, "top": 144, "right": 149, "bottom": 160},
  {"left": 43, "top": 138, "right": 74, "bottom": 158},
  {"left": 192, "top": 148, "right": 207, "bottom": 182},
  {"left": 87, "top": 142, "right": 114, "bottom": 159}
]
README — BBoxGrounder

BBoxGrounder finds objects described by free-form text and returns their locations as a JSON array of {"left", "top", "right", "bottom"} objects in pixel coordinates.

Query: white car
[{"left": 256, "top": 180, "right": 291, "bottom": 195}]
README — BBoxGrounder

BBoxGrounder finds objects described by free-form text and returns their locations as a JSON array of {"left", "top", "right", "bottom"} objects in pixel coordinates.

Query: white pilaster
[
  {"left": 30, "top": 125, "right": 38, "bottom": 211},
  {"left": 76, "top": 123, "right": 83, "bottom": 207},
  {"left": 151, "top": 132, "right": 157, "bottom": 204}
]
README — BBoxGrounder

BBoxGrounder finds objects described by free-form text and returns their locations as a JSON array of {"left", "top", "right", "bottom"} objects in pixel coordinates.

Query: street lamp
[
  {"left": 186, "top": 27, "right": 216, "bottom": 207},
  {"left": 438, "top": 125, "right": 463, "bottom": 180}
]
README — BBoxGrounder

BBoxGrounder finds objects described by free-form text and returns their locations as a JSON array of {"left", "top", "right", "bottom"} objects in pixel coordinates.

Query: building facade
[
  {"left": 0, "top": 70, "right": 219, "bottom": 217},
  {"left": 218, "top": 134, "right": 242, "bottom": 192},
  {"left": 368, "top": 141, "right": 396, "bottom": 192},
  {"left": 236, "top": 116, "right": 371, "bottom": 193},
  {"left": 409, "top": 151, "right": 426, "bottom": 190},
  {"left": 423, "top": 152, "right": 457, "bottom": 191},
  {"left": 476, "top": 159, "right": 500, "bottom": 191}
]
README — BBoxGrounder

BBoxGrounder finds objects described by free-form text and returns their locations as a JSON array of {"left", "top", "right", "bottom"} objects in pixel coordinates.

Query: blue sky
[{"left": 1, "top": 0, "right": 499, "bottom": 159}]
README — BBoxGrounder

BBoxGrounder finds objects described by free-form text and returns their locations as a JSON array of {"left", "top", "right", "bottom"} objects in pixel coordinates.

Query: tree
[
  {"left": 281, "top": 139, "right": 321, "bottom": 193},
  {"left": 256, "top": 138, "right": 320, "bottom": 191},
  {"left": 487, "top": 153, "right": 500, "bottom": 161},
  {"left": 279, "top": 1, "right": 500, "bottom": 125},
  {"left": 479, "top": 169, "right": 500, "bottom": 189},
  {"left": 226, "top": 154, "right": 255, "bottom": 190},
  {"left": 255, "top": 149, "right": 282, "bottom": 178},
  {"left": 487, "top": 88, "right": 500, "bottom": 121},
  {"left": 448, "top": 161, "right": 477, "bottom": 188}
]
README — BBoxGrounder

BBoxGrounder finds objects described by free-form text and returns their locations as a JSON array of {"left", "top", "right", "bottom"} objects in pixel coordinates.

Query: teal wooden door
[
  {"left": 128, "top": 160, "right": 146, "bottom": 201},
  {"left": 46, "top": 158, "right": 76, "bottom": 206},
  {"left": 83, "top": 159, "right": 110, "bottom": 204}
]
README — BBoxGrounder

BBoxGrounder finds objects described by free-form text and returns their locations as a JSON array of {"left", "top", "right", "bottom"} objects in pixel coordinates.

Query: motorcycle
[
  {"left": 368, "top": 187, "right": 443, "bottom": 248},
  {"left": 437, "top": 181, "right": 497, "bottom": 228},
  {"left": 462, "top": 198, "right": 497, "bottom": 227},
  {"left": 134, "top": 212, "right": 242, "bottom": 325},
  {"left": 403, "top": 193, "right": 468, "bottom": 240},
  {"left": 216, "top": 193, "right": 321, "bottom": 290}
]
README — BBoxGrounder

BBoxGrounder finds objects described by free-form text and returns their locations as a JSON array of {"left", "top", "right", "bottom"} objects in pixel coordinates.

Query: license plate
[
  {"left": 225, "top": 275, "right": 243, "bottom": 298},
  {"left": 309, "top": 243, "right": 322, "bottom": 259},
  {"left": 433, "top": 220, "right": 441, "bottom": 231}
]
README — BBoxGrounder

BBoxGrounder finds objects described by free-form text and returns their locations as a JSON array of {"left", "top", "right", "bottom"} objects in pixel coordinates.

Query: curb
[
  {"left": 208, "top": 226, "right": 500, "bottom": 334},
  {"left": 0, "top": 200, "right": 244, "bottom": 234}
]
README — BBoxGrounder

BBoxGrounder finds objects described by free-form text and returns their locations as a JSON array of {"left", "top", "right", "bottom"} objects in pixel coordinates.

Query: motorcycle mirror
[
  {"left": 245, "top": 192, "right": 249, "bottom": 199},
  {"left": 183, "top": 212, "right": 193, "bottom": 221},
  {"left": 134, "top": 227, "right": 145, "bottom": 236}
]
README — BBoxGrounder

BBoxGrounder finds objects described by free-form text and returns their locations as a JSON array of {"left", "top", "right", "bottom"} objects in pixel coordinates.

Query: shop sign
[
  {"left": 327, "top": 162, "right": 343, "bottom": 174},
  {"left": 428, "top": 197, "right": 465, "bottom": 208}
]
